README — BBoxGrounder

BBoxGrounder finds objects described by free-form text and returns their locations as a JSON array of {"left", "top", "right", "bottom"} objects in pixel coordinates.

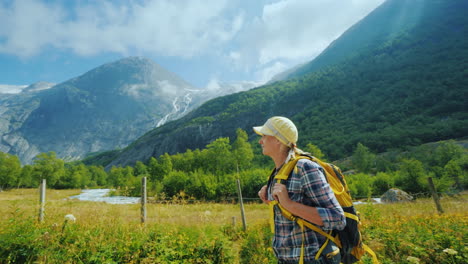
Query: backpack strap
[
  {"left": 363, "top": 244, "right": 379, "bottom": 264},
  {"left": 274, "top": 156, "right": 302, "bottom": 182}
]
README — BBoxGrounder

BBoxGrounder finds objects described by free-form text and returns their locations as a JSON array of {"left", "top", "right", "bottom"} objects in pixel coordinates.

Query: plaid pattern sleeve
[
  {"left": 296, "top": 159, "right": 346, "bottom": 231},
  {"left": 268, "top": 158, "right": 345, "bottom": 262}
]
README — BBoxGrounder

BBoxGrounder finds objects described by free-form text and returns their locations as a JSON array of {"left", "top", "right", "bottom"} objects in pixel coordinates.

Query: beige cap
[{"left": 253, "top": 116, "right": 298, "bottom": 147}]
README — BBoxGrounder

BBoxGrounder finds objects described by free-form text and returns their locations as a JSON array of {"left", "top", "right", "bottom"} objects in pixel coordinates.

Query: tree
[
  {"left": 32, "top": 152, "right": 65, "bottom": 187},
  {"left": 73, "top": 163, "right": 91, "bottom": 188},
  {"left": 59, "top": 163, "right": 91, "bottom": 189},
  {"left": 122, "top": 166, "right": 135, "bottom": 185},
  {"left": 148, "top": 157, "right": 160, "bottom": 181},
  {"left": 240, "top": 168, "right": 271, "bottom": 198},
  {"left": 186, "top": 169, "right": 217, "bottom": 200},
  {"left": 304, "top": 143, "right": 325, "bottom": 160},
  {"left": 373, "top": 172, "right": 396, "bottom": 195},
  {"left": 352, "top": 143, "right": 375, "bottom": 173},
  {"left": 108, "top": 166, "right": 125, "bottom": 187},
  {"left": 216, "top": 172, "right": 237, "bottom": 199},
  {"left": 19, "top": 165, "right": 34, "bottom": 187},
  {"left": 159, "top": 153, "right": 173, "bottom": 178},
  {"left": 134, "top": 161, "right": 148, "bottom": 176},
  {"left": 347, "top": 173, "right": 374, "bottom": 198},
  {"left": 162, "top": 170, "right": 189, "bottom": 197},
  {"left": 0, "top": 152, "right": 21, "bottom": 189},
  {"left": 191, "top": 149, "right": 204, "bottom": 172},
  {"left": 443, "top": 154, "right": 468, "bottom": 190},
  {"left": 432, "top": 140, "right": 464, "bottom": 167},
  {"left": 375, "top": 156, "right": 396, "bottom": 172},
  {"left": 396, "top": 159, "right": 427, "bottom": 194},
  {"left": 232, "top": 128, "right": 254, "bottom": 171},
  {"left": 89, "top": 166, "right": 108, "bottom": 186},
  {"left": 205, "top": 137, "right": 234, "bottom": 177}
]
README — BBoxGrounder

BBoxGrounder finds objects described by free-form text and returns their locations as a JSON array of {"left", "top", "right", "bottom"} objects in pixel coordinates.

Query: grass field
[
  {"left": 0, "top": 189, "right": 466, "bottom": 263},
  {"left": 0, "top": 189, "right": 267, "bottom": 227}
]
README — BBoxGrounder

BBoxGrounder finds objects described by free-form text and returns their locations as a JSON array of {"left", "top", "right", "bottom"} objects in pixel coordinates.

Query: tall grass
[{"left": 0, "top": 189, "right": 466, "bottom": 263}]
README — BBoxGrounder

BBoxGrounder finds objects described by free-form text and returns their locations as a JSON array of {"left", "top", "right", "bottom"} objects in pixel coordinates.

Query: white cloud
[
  {"left": 205, "top": 78, "right": 222, "bottom": 91},
  {"left": 203, "top": 77, "right": 261, "bottom": 94},
  {"left": 0, "top": 0, "right": 67, "bottom": 57},
  {"left": 157, "top": 80, "right": 179, "bottom": 96},
  {"left": 0, "top": 0, "right": 385, "bottom": 85},
  {"left": 0, "top": 0, "right": 242, "bottom": 58},
  {"left": 257, "top": 61, "right": 288, "bottom": 83}
]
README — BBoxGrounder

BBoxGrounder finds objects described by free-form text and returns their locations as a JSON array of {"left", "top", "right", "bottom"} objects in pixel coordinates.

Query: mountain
[
  {"left": 0, "top": 57, "right": 228, "bottom": 164},
  {"left": 102, "top": 0, "right": 468, "bottom": 168},
  {"left": 22, "top": 82, "right": 55, "bottom": 93}
]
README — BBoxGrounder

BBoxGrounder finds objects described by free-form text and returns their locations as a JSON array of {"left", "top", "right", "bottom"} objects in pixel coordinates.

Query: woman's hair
[
  {"left": 294, "top": 147, "right": 311, "bottom": 156},
  {"left": 283, "top": 144, "right": 311, "bottom": 164}
]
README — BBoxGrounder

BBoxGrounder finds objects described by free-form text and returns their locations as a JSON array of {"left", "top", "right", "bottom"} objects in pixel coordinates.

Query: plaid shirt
[{"left": 267, "top": 158, "right": 346, "bottom": 262}]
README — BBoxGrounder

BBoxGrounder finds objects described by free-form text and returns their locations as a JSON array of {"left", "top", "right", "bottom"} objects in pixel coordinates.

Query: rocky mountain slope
[{"left": 1, "top": 57, "right": 252, "bottom": 164}]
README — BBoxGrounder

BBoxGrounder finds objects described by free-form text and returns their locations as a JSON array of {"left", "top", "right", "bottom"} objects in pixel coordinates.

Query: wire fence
[
  {"left": 146, "top": 191, "right": 464, "bottom": 204},
  {"left": 36, "top": 177, "right": 466, "bottom": 225}
]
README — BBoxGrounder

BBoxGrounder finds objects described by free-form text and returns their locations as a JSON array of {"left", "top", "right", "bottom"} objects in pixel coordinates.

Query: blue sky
[{"left": 0, "top": 0, "right": 384, "bottom": 93}]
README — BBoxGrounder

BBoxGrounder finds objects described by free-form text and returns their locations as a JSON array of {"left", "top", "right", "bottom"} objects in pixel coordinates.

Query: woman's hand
[
  {"left": 272, "top": 183, "right": 290, "bottom": 203},
  {"left": 258, "top": 185, "right": 269, "bottom": 204}
]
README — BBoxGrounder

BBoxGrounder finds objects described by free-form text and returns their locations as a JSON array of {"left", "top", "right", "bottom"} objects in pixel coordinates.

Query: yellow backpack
[{"left": 269, "top": 155, "right": 379, "bottom": 264}]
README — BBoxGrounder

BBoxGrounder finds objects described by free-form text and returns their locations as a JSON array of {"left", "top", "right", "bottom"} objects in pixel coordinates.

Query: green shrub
[
  {"left": 0, "top": 215, "right": 235, "bottom": 263},
  {"left": 239, "top": 222, "right": 275, "bottom": 264}
]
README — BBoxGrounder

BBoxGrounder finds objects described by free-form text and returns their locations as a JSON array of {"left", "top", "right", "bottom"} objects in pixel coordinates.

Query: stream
[{"left": 69, "top": 189, "right": 140, "bottom": 204}]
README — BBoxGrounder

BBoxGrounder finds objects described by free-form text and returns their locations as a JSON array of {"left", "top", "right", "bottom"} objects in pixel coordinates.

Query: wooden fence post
[
  {"left": 236, "top": 179, "right": 247, "bottom": 231},
  {"left": 141, "top": 177, "right": 147, "bottom": 224},
  {"left": 39, "top": 179, "right": 46, "bottom": 222},
  {"left": 427, "top": 177, "right": 444, "bottom": 214}
]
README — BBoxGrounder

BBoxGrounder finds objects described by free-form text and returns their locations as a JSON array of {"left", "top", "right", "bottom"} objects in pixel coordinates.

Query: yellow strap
[
  {"left": 271, "top": 201, "right": 305, "bottom": 264},
  {"left": 344, "top": 212, "right": 360, "bottom": 222},
  {"left": 277, "top": 203, "right": 297, "bottom": 221},
  {"left": 269, "top": 201, "right": 277, "bottom": 233},
  {"left": 315, "top": 232, "right": 331, "bottom": 260},
  {"left": 299, "top": 220, "right": 305, "bottom": 264},
  {"left": 275, "top": 162, "right": 297, "bottom": 181},
  {"left": 363, "top": 244, "right": 380, "bottom": 264},
  {"left": 296, "top": 218, "right": 341, "bottom": 248}
]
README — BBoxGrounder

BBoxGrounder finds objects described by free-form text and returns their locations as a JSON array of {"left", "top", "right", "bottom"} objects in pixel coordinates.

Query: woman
[{"left": 254, "top": 116, "right": 345, "bottom": 264}]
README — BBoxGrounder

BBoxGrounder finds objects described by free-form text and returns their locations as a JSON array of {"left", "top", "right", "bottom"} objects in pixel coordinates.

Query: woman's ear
[
  {"left": 273, "top": 137, "right": 283, "bottom": 146},
  {"left": 278, "top": 141, "right": 290, "bottom": 153}
]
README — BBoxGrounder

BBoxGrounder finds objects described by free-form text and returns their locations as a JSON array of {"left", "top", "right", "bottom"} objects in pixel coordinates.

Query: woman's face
[{"left": 259, "top": 135, "right": 281, "bottom": 157}]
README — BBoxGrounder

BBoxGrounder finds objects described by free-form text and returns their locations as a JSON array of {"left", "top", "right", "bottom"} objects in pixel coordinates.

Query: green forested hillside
[
  {"left": 103, "top": 0, "right": 467, "bottom": 168},
  {"left": 291, "top": 0, "right": 468, "bottom": 158}
]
